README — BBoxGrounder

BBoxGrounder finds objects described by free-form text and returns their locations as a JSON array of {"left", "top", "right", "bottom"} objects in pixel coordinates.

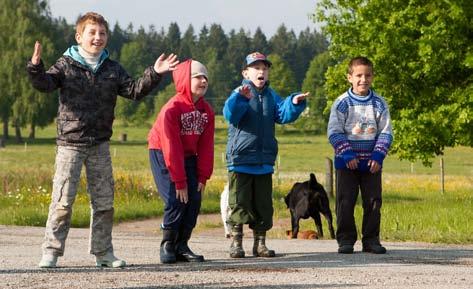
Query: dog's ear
[{"left": 309, "top": 173, "right": 318, "bottom": 187}]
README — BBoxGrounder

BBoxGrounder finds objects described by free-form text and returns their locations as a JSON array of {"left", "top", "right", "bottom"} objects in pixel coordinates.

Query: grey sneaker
[
  {"left": 95, "top": 251, "right": 126, "bottom": 268},
  {"left": 38, "top": 254, "right": 58, "bottom": 268}
]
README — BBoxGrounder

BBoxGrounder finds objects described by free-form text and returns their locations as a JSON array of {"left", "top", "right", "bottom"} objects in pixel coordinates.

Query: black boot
[
  {"left": 175, "top": 228, "right": 204, "bottom": 262},
  {"left": 160, "top": 229, "right": 177, "bottom": 264},
  {"left": 229, "top": 224, "right": 245, "bottom": 258},
  {"left": 253, "top": 230, "right": 275, "bottom": 257}
]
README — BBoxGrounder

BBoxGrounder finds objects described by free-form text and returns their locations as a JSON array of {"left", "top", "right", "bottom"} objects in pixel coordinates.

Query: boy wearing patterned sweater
[{"left": 327, "top": 56, "right": 393, "bottom": 254}]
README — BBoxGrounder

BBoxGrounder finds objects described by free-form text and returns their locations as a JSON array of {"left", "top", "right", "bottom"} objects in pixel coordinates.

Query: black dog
[{"left": 284, "top": 173, "right": 335, "bottom": 239}]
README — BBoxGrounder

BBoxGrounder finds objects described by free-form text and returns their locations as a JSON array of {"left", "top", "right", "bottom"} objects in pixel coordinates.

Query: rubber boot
[
  {"left": 252, "top": 230, "right": 275, "bottom": 257},
  {"left": 160, "top": 229, "right": 177, "bottom": 264},
  {"left": 175, "top": 228, "right": 204, "bottom": 262},
  {"left": 229, "top": 224, "right": 245, "bottom": 258}
]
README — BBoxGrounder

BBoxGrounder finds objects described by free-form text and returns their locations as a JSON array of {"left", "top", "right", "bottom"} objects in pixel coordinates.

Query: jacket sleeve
[
  {"left": 222, "top": 87, "right": 250, "bottom": 125},
  {"left": 117, "top": 65, "right": 162, "bottom": 101},
  {"left": 327, "top": 98, "right": 356, "bottom": 163},
  {"left": 273, "top": 90, "right": 307, "bottom": 124},
  {"left": 160, "top": 107, "right": 187, "bottom": 190},
  {"left": 26, "top": 60, "right": 63, "bottom": 93},
  {"left": 197, "top": 106, "right": 215, "bottom": 185}
]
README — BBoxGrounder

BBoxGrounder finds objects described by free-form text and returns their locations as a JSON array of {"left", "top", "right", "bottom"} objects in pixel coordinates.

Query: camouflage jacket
[{"left": 27, "top": 56, "right": 161, "bottom": 146}]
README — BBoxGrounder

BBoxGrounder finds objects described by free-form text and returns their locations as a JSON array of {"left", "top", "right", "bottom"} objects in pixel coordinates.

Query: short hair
[
  {"left": 75, "top": 12, "right": 109, "bottom": 35},
  {"left": 348, "top": 56, "right": 373, "bottom": 74}
]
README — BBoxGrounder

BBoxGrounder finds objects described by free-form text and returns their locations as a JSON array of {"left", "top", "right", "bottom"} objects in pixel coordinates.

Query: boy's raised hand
[
  {"left": 31, "top": 41, "right": 42, "bottom": 65},
  {"left": 153, "top": 53, "right": 179, "bottom": 75},
  {"left": 238, "top": 85, "right": 252, "bottom": 99},
  {"left": 292, "top": 92, "right": 310, "bottom": 104}
]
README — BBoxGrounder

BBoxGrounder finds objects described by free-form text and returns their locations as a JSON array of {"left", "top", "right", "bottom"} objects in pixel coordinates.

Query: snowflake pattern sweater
[{"left": 327, "top": 88, "right": 393, "bottom": 171}]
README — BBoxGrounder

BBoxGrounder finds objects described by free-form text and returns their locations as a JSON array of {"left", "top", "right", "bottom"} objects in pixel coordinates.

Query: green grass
[{"left": 1, "top": 116, "right": 472, "bottom": 244}]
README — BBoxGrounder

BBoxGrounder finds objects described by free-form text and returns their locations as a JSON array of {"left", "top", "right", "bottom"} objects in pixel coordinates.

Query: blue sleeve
[
  {"left": 223, "top": 88, "right": 250, "bottom": 125},
  {"left": 273, "top": 91, "right": 307, "bottom": 124}
]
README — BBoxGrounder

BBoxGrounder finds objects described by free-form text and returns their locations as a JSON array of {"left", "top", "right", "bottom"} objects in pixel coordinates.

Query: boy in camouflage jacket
[{"left": 27, "top": 12, "right": 179, "bottom": 268}]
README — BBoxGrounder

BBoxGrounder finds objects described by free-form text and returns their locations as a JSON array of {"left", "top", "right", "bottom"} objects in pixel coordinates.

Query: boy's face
[
  {"left": 242, "top": 61, "right": 269, "bottom": 89},
  {"left": 191, "top": 75, "right": 208, "bottom": 102},
  {"left": 347, "top": 64, "right": 373, "bottom": 96},
  {"left": 75, "top": 22, "right": 108, "bottom": 56}
]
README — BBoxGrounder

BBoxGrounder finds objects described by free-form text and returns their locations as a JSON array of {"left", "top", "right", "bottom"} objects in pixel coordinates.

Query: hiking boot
[
  {"left": 95, "top": 251, "right": 126, "bottom": 268},
  {"left": 362, "top": 243, "right": 387, "bottom": 254},
  {"left": 252, "top": 230, "right": 275, "bottom": 257},
  {"left": 38, "top": 254, "right": 58, "bottom": 268},
  {"left": 338, "top": 244, "right": 354, "bottom": 254},
  {"left": 175, "top": 228, "right": 204, "bottom": 262},
  {"left": 229, "top": 224, "right": 245, "bottom": 258}
]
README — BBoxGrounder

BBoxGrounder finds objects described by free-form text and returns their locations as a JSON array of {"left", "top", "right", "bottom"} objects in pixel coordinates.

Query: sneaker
[
  {"left": 38, "top": 254, "right": 58, "bottom": 268},
  {"left": 95, "top": 251, "right": 126, "bottom": 268},
  {"left": 338, "top": 244, "right": 354, "bottom": 254},
  {"left": 362, "top": 243, "right": 387, "bottom": 254}
]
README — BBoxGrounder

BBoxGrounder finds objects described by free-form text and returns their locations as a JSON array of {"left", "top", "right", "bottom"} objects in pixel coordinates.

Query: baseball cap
[{"left": 245, "top": 52, "right": 272, "bottom": 67}]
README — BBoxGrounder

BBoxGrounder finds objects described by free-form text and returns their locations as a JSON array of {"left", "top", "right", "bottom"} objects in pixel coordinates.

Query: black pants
[
  {"left": 335, "top": 169, "right": 382, "bottom": 246},
  {"left": 149, "top": 149, "right": 201, "bottom": 231}
]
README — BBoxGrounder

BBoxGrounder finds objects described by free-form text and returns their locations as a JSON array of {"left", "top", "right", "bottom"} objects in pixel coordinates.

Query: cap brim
[{"left": 246, "top": 59, "right": 272, "bottom": 67}]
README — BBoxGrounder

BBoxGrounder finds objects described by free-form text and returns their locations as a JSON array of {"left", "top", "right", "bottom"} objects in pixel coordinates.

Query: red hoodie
[{"left": 148, "top": 59, "right": 215, "bottom": 189}]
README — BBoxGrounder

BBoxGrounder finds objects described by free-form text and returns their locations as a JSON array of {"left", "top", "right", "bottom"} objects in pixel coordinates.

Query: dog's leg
[
  {"left": 312, "top": 212, "right": 324, "bottom": 238},
  {"left": 322, "top": 211, "right": 336, "bottom": 239},
  {"left": 290, "top": 212, "right": 300, "bottom": 239}
]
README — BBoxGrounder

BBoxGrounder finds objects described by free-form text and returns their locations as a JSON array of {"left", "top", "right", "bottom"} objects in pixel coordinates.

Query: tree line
[
  {"left": 2, "top": 0, "right": 471, "bottom": 165},
  {"left": 0, "top": 0, "right": 330, "bottom": 143}
]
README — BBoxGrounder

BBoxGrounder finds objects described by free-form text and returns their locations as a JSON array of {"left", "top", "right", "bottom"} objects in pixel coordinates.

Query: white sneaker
[
  {"left": 95, "top": 251, "right": 126, "bottom": 268},
  {"left": 38, "top": 254, "right": 58, "bottom": 268}
]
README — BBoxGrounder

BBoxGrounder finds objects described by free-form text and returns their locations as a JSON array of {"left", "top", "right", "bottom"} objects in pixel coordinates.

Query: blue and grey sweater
[{"left": 327, "top": 88, "right": 393, "bottom": 171}]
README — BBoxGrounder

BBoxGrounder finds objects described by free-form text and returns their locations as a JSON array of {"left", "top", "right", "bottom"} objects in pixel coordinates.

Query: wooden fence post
[
  {"left": 325, "top": 157, "right": 334, "bottom": 198},
  {"left": 440, "top": 157, "right": 445, "bottom": 194}
]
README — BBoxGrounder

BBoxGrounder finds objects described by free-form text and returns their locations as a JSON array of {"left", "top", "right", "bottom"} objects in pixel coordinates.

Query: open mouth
[{"left": 257, "top": 76, "right": 265, "bottom": 81}]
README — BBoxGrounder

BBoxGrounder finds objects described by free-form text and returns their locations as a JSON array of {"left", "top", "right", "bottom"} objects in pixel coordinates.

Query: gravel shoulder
[{"left": 1, "top": 215, "right": 473, "bottom": 289}]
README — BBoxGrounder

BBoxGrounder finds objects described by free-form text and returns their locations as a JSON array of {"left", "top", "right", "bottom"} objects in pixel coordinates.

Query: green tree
[
  {"left": 269, "top": 25, "right": 297, "bottom": 75},
  {"left": 251, "top": 27, "right": 270, "bottom": 55},
  {"left": 267, "top": 54, "right": 298, "bottom": 98},
  {"left": 316, "top": 0, "right": 473, "bottom": 165},
  {"left": 180, "top": 25, "right": 196, "bottom": 59},
  {"left": 165, "top": 22, "right": 181, "bottom": 54},
  {"left": 293, "top": 28, "right": 328, "bottom": 87},
  {"left": 207, "top": 24, "right": 228, "bottom": 60},
  {"left": 1, "top": 0, "right": 57, "bottom": 141},
  {"left": 299, "top": 51, "right": 333, "bottom": 133}
]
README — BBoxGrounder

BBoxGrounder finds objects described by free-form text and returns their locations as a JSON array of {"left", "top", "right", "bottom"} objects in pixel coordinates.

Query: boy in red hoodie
[{"left": 148, "top": 60, "right": 215, "bottom": 263}]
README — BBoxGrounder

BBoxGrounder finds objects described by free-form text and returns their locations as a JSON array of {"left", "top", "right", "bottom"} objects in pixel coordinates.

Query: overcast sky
[{"left": 48, "top": 0, "right": 321, "bottom": 37}]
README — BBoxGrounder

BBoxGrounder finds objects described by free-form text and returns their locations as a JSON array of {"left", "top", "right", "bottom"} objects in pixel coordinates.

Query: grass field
[{"left": 1, "top": 117, "right": 472, "bottom": 243}]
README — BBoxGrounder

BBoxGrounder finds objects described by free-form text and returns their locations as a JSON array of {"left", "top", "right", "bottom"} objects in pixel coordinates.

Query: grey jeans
[{"left": 43, "top": 142, "right": 115, "bottom": 256}]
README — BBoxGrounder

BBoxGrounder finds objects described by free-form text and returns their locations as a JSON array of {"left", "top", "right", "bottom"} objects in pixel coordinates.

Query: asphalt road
[{"left": 1, "top": 218, "right": 473, "bottom": 289}]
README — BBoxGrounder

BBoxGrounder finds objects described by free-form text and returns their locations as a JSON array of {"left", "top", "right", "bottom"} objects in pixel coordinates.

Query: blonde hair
[{"left": 75, "top": 12, "right": 109, "bottom": 35}]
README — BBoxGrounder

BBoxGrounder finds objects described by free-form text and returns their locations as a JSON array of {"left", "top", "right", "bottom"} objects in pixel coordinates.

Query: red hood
[{"left": 172, "top": 59, "right": 194, "bottom": 106}]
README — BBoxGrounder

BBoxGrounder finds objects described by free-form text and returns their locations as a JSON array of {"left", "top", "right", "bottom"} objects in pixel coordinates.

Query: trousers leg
[
  {"left": 335, "top": 169, "right": 360, "bottom": 246},
  {"left": 360, "top": 171, "right": 382, "bottom": 244},
  {"left": 43, "top": 146, "right": 85, "bottom": 256},
  {"left": 86, "top": 142, "right": 115, "bottom": 255}
]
